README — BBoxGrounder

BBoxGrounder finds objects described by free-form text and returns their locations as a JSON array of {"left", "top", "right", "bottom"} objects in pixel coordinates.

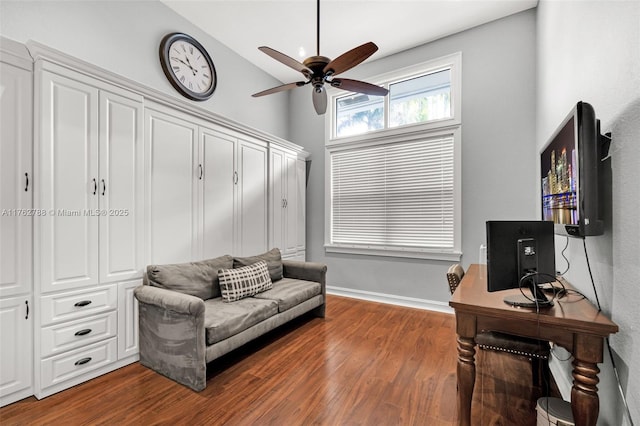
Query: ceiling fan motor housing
[{"left": 303, "top": 56, "right": 331, "bottom": 91}]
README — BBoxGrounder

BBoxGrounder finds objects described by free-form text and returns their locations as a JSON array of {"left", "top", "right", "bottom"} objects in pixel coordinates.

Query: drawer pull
[
  {"left": 74, "top": 300, "right": 92, "bottom": 307},
  {"left": 74, "top": 329, "right": 92, "bottom": 336},
  {"left": 74, "top": 357, "right": 92, "bottom": 366}
]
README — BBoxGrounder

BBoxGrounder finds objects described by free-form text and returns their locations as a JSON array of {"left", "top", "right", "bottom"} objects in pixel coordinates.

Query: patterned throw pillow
[{"left": 218, "top": 260, "right": 273, "bottom": 302}]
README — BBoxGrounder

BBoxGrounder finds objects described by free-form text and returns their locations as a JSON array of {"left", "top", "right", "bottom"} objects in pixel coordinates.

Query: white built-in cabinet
[
  {"left": 270, "top": 147, "right": 306, "bottom": 260},
  {"left": 145, "top": 102, "right": 270, "bottom": 264},
  {"left": 0, "top": 38, "right": 34, "bottom": 408},
  {"left": 0, "top": 39, "right": 307, "bottom": 405},
  {"left": 201, "top": 127, "right": 269, "bottom": 258},
  {"left": 33, "top": 61, "right": 143, "bottom": 399}
]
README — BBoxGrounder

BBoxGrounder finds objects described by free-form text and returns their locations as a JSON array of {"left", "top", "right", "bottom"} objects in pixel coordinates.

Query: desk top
[{"left": 449, "top": 264, "right": 618, "bottom": 338}]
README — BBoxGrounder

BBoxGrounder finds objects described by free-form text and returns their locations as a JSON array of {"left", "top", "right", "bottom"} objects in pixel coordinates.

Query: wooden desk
[{"left": 449, "top": 264, "right": 618, "bottom": 426}]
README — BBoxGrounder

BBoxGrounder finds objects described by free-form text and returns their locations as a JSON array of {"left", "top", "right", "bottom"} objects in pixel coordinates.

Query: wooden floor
[{"left": 1, "top": 295, "right": 549, "bottom": 425}]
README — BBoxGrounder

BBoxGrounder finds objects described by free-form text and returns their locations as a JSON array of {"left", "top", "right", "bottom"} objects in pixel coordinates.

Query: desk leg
[
  {"left": 456, "top": 335, "right": 476, "bottom": 426},
  {"left": 571, "top": 333, "right": 604, "bottom": 426},
  {"left": 571, "top": 359, "right": 600, "bottom": 426}
]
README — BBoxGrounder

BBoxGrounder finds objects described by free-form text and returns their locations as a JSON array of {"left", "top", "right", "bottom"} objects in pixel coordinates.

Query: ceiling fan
[{"left": 251, "top": 0, "right": 389, "bottom": 115}]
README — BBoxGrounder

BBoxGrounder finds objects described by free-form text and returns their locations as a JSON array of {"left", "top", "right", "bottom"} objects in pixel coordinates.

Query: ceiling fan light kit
[{"left": 252, "top": 0, "right": 389, "bottom": 115}]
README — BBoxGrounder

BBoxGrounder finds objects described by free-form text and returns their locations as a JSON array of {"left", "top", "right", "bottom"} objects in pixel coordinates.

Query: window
[
  {"left": 389, "top": 68, "right": 451, "bottom": 128},
  {"left": 326, "top": 53, "right": 461, "bottom": 260}
]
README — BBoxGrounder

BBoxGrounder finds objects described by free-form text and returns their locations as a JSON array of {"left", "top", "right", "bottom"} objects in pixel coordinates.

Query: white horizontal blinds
[{"left": 331, "top": 136, "right": 454, "bottom": 250}]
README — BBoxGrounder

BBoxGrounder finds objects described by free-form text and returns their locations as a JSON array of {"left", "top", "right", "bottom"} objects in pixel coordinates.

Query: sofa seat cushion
[
  {"left": 203, "top": 297, "right": 278, "bottom": 346},
  {"left": 252, "top": 278, "right": 322, "bottom": 313}
]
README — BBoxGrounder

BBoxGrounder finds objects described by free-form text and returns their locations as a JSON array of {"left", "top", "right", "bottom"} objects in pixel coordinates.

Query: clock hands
[
  {"left": 184, "top": 56, "right": 197, "bottom": 76},
  {"left": 172, "top": 56, "right": 197, "bottom": 76}
]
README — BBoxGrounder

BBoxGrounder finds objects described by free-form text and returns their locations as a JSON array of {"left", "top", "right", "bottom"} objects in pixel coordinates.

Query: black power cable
[{"left": 582, "top": 237, "right": 635, "bottom": 426}]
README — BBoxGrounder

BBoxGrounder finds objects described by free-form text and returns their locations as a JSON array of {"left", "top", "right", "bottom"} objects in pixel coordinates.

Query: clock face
[{"left": 160, "top": 33, "right": 217, "bottom": 101}]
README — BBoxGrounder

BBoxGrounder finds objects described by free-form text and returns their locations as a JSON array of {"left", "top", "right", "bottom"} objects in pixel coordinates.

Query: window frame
[
  {"left": 327, "top": 52, "right": 462, "bottom": 144},
  {"left": 324, "top": 52, "right": 462, "bottom": 261}
]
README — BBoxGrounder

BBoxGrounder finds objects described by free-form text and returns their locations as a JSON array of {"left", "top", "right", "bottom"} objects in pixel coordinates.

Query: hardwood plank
[{"left": 0, "top": 295, "right": 551, "bottom": 425}]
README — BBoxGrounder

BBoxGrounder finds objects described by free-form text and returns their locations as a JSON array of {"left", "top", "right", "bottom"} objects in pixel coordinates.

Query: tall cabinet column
[
  {"left": 269, "top": 145, "right": 307, "bottom": 260},
  {"left": 34, "top": 60, "right": 143, "bottom": 399},
  {"left": 0, "top": 37, "right": 34, "bottom": 408}
]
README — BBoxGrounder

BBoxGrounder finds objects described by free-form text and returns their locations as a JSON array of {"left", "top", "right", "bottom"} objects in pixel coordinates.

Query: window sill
[{"left": 324, "top": 244, "right": 462, "bottom": 261}]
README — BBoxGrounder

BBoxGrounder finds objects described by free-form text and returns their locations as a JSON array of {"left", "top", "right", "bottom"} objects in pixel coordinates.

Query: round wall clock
[{"left": 159, "top": 32, "right": 217, "bottom": 101}]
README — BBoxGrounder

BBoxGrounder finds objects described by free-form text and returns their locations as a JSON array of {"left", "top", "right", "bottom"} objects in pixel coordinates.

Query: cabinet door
[
  {"left": 99, "top": 91, "right": 144, "bottom": 283},
  {"left": 237, "top": 139, "right": 268, "bottom": 256},
  {"left": 0, "top": 61, "right": 32, "bottom": 299},
  {"left": 283, "top": 153, "right": 298, "bottom": 255},
  {"left": 38, "top": 71, "right": 99, "bottom": 293},
  {"left": 296, "top": 158, "right": 307, "bottom": 253},
  {"left": 145, "top": 107, "right": 198, "bottom": 264},
  {"left": 0, "top": 295, "right": 33, "bottom": 407},
  {"left": 201, "top": 128, "right": 236, "bottom": 258},
  {"left": 269, "top": 149, "right": 285, "bottom": 253},
  {"left": 117, "top": 279, "right": 140, "bottom": 360}
]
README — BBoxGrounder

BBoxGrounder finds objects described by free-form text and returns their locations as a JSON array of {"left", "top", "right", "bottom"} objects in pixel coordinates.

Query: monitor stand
[
  {"left": 506, "top": 238, "right": 554, "bottom": 308},
  {"left": 504, "top": 282, "right": 553, "bottom": 308}
]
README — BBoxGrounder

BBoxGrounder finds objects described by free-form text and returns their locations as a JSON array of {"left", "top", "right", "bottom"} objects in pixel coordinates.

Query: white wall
[
  {"left": 0, "top": 0, "right": 289, "bottom": 139},
  {"left": 289, "top": 10, "right": 538, "bottom": 306},
  {"left": 537, "top": 1, "right": 640, "bottom": 425}
]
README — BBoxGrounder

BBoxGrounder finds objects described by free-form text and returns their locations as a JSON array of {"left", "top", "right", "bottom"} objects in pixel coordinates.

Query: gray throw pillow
[
  {"left": 147, "top": 255, "right": 233, "bottom": 300},
  {"left": 233, "top": 248, "right": 283, "bottom": 281}
]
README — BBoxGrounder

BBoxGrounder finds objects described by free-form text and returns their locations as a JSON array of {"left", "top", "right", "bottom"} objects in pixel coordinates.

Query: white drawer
[
  {"left": 40, "top": 286, "right": 117, "bottom": 326},
  {"left": 40, "top": 311, "right": 117, "bottom": 358},
  {"left": 40, "top": 338, "right": 117, "bottom": 389}
]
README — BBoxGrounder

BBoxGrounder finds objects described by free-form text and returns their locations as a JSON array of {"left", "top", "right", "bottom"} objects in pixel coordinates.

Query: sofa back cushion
[
  {"left": 233, "top": 248, "right": 283, "bottom": 282},
  {"left": 218, "top": 261, "right": 273, "bottom": 302},
  {"left": 147, "top": 255, "right": 233, "bottom": 300}
]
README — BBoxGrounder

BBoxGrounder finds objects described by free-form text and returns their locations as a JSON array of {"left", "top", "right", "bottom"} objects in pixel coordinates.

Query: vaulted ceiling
[{"left": 163, "top": 0, "right": 538, "bottom": 83}]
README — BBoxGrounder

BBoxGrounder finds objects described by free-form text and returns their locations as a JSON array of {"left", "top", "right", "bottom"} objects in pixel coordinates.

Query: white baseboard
[{"left": 327, "top": 285, "right": 453, "bottom": 314}]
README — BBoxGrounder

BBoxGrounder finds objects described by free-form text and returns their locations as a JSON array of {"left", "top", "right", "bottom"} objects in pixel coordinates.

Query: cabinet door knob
[
  {"left": 74, "top": 300, "right": 92, "bottom": 307},
  {"left": 74, "top": 329, "right": 92, "bottom": 336},
  {"left": 74, "top": 357, "right": 92, "bottom": 366}
]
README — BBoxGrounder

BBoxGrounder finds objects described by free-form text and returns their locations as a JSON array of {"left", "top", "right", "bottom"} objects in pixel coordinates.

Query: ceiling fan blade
[
  {"left": 323, "top": 42, "right": 379, "bottom": 76},
  {"left": 330, "top": 78, "right": 389, "bottom": 96},
  {"left": 312, "top": 86, "right": 327, "bottom": 115},
  {"left": 259, "top": 46, "right": 312, "bottom": 77},
  {"left": 252, "top": 81, "right": 306, "bottom": 97}
]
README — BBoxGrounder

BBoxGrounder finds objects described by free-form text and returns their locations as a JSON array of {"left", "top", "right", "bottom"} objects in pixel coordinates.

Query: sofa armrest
[
  {"left": 282, "top": 260, "right": 327, "bottom": 318},
  {"left": 134, "top": 285, "right": 207, "bottom": 391},
  {"left": 282, "top": 260, "right": 327, "bottom": 285},
  {"left": 134, "top": 285, "right": 204, "bottom": 316}
]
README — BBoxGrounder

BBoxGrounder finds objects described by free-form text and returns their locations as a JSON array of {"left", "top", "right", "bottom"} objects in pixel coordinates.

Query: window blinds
[{"left": 331, "top": 136, "right": 454, "bottom": 250}]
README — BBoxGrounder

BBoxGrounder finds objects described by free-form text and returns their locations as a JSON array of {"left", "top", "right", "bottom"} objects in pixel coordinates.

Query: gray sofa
[{"left": 134, "top": 249, "right": 327, "bottom": 391}]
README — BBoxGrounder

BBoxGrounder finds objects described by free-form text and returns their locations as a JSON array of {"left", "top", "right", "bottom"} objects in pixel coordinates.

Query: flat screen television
[
  {"left": 486, "top": 221, "right": 556, "bottom": 307},
  {"left": 540, "top": 101, "right": 609, "bottom": 237}
]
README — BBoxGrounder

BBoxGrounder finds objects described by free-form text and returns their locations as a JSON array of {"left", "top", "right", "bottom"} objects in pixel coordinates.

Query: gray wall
[
  {"left": 289, "top": 10, "right": 538, "bottom": 305},
  {"left": 537, "top": 1, "right": 640, "bottom": 424},
  {"left": 0, "top": 0, "right": 289, "bottom": 139}
]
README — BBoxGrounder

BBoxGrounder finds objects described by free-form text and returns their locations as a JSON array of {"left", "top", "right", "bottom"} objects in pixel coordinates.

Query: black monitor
[{"left": 486, "top": 221, "right": 556, "bottom": 308}]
